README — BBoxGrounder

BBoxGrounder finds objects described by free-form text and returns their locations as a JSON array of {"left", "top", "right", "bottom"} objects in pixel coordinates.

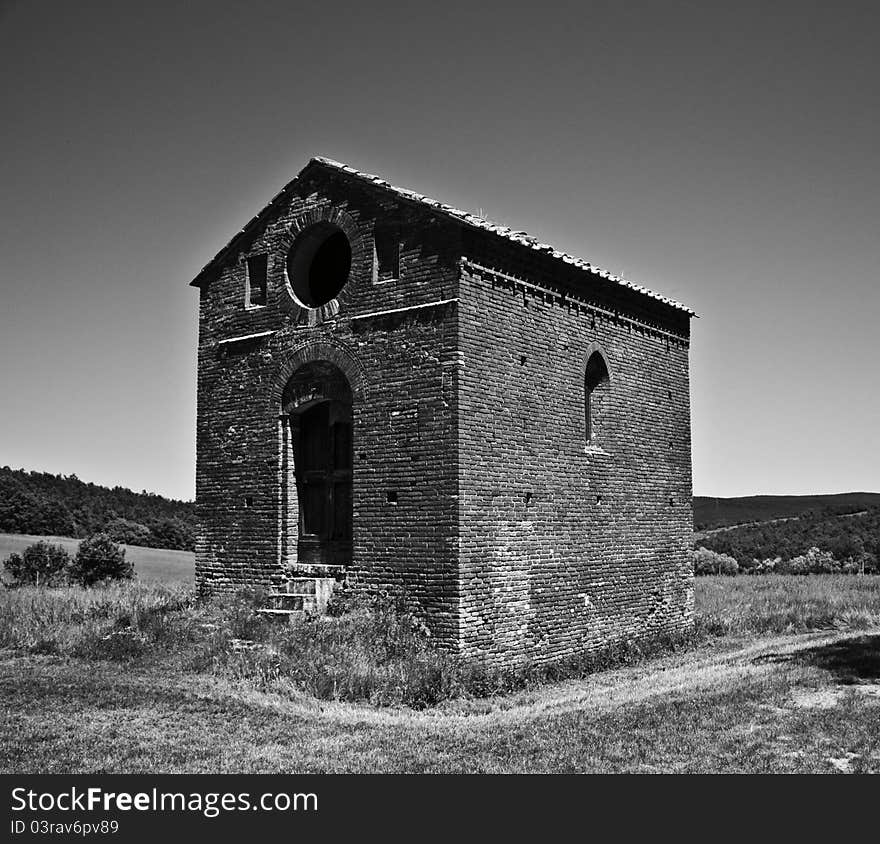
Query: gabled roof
[{"left": 191, "top": 156, "right": 696, "bottom": 316}]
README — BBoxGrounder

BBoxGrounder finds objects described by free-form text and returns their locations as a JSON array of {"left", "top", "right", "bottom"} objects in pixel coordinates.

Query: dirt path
[
  {"left": 695, "top": 508, "right": 870, "bottom": 539},
  {"left": 195, "top": 627, "right": 880, "bottom": 726}
]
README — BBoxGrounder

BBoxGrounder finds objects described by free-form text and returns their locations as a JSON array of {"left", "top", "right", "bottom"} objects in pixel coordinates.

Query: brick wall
[
  {"left": 195, "top": 173, "right": 462, "bottom": 643},
  {"left": 456, "top": 234, "right": 693, "bottom": 665},
  {"left": 194, "top": 169, "right": 694, "bottom": 662}
]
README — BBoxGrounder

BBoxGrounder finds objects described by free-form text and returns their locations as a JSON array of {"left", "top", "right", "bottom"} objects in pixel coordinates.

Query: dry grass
[
  {"left": 695, "top": 574, "right": 880, "bottom": 637},
  {"left": 2, "top": 574, "right": 880, "bottom": 772},
  {"left": 0, "top": 581, "right": 191, "bottom": 655},
  {"left": 2, "top": 630, "right": 879, "bottom": 773},
  {"left": 0, "top": 585, "right": 462, "bottom": 706}
]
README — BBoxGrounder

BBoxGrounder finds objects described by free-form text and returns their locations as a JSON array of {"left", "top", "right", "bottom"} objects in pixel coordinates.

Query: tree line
[
  {"left": 0, "top": 467, "right": 195, "bottom": 551},
  {"left": 697, "top": 505, "right": 880, "bottom": 572}
]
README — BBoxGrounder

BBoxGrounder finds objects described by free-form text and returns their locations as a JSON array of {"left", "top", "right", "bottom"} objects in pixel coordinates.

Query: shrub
[
  {"left": 841, "top": 553, "right": 879, "bottom": 575},
  {"left": 737, "top": 557, "right": 760, "bottom": 574},
  {"left": 776, "top": 547, "right": 839, "bottom": 575},
  {"left": 692, "top": 546, "right": 739, "bottom": 576},
  {"left": 70, "top": 533, "right": 133, "bottom": 586},
  {"left": 3, "top": 541, "right": 72, "bottom": 587},
  {"left": 752, "top": 557, "right": 780, "bottom": 574},
  {"left": 259, "top": 587, "right": 450, "bottom": 707},
  {"left": 145, "top": 517, "right": 195, "bottom": 551},
  {"left": 105, "top": 517, "right": 152, "bottom": 547}
]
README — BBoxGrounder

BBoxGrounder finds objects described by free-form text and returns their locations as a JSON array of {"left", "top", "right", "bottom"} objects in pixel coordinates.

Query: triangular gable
[{"left": 190, "top": 156, "right": 695, "bottom": 316}]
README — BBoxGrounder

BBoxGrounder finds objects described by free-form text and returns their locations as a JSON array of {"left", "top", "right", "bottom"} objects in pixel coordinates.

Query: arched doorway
[{"left": 281, "top": 361, "right": 353, "bottom": 568}]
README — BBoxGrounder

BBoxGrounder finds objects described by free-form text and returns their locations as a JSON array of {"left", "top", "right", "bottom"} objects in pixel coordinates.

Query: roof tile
[
  {"left": 311, "top": 156, "right": 695, "bottom": 315},
  {"left": 191, "top": 155, "right": 695, "bottom": 316}
]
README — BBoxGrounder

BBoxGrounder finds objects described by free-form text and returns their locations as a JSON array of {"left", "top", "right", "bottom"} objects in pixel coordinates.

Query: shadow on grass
[{"left": 795, "top": 635, "right": 880, "bottom": 684}]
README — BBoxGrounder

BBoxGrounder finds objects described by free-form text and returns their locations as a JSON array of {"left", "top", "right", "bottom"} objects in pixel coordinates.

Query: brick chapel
[{"left": 191, "top": 156, "right": 696, "bottom": 665}]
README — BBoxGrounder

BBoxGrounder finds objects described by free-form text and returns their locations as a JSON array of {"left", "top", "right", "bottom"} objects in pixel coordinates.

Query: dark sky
[{"left": 1, "top": 0, "right": 877, "bottom": 500}]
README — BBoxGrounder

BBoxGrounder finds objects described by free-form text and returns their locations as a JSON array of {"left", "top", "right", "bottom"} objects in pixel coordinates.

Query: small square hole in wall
[
  {"left": 246, "top": 254, "right": 268, "bottom": 306},
  {"left": 525, "top": 491, "right": 533, "bottom": 505},
  {"left": 596, "top": 494, "right": 603, "bottom": 504},
  {"left": 386, "top": 491, "right": 398, "bottom": 505},
  {"left": 375, "top": 227, "right": 400, "bottom": 281},
  {"left": 244, "top": 496, "right": 254, "bottom": 508}
]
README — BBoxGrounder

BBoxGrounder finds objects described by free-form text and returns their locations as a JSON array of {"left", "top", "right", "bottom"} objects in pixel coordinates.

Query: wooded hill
[
  {"left": 0, "top": 467, "right": 195, "bottom": 551},
  {"left": 694, "top": 494, "right": 880, "bottom": 569},
  {"left": 2, "top": 466, "right": 878, "bottom": 558},
  {"left": 693, "top": 493, "right": 880, "bottom": 530}
]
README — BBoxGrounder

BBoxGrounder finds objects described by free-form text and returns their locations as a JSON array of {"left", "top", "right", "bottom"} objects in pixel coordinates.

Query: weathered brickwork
[
  {"left": 192, "top": 157, "right": 694, "bottom": 664},
  {"left": 456, "top": 234, "right": 693, "bottom": 665},
  {"left": 194, "top": 167, "right": 462, "bottom": 643}
]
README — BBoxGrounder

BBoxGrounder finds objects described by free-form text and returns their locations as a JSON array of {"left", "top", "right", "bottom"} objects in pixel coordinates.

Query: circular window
[{"left": 285, "top": 222, "right": 352, "bottom": 308}]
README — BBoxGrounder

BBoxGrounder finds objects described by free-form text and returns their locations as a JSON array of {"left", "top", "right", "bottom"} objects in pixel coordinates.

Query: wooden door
[{"left": 293, "top": 400, "right": 352, "bottom": 565}]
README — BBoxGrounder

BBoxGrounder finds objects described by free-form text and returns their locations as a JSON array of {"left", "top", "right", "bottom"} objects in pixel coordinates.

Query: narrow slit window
[
  {"left": 246, "top": 254, "right": 268, "bottom": 306},
  {"left": 585, "top": 350, "right": 610, "bottom": 445},
  {"left": 375, "top": 228, "right": 400, "bottom": 281}
]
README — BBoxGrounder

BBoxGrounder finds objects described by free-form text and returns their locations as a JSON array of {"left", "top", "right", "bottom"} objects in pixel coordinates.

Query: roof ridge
[
  {"left": 307, "top": 156, "right": 695, "bottom": 315},
  {"left": 191, "top": 155, "right": 696, "bottom": 316}
]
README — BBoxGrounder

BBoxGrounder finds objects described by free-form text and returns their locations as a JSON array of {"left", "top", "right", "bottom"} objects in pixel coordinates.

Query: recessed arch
[
  {"left": 271, "top": 338, "right": 367, "bottom": 410},
  {"left": 584, "top": 343, "right": 611, "bottom": 446},
  {"left": 279, "top": 358, "right": 355, "bottom": 569},
  {"left": 583, "top": 341, "right": 613, "bottom": 381}
]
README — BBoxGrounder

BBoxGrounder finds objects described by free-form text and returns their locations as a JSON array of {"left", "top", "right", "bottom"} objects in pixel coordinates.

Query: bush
[
  {"left": 70, "top": 533, "right": 133, "bottom": 586},
  {"left": 145, "top": 517, "right": 195, "bottom": 551},
  {"left": 751, "top": 557, "right": 780, "bottom": 574},
  {"left": 258, "top": 587, "right": 450, "bottom": 707},
  {"left": 776, "top": 547, "right": 839, "bottom": 575},
  {"left": 3, "top": 541, "right": 72, "bottom": 587},
  {"left": 105, "top": 517, "right": 153, "bottom": 547},
  {"left": 692, "top": 547, "right": 739, "bottom": 576},
  {"left": 840, "top": 553, "right": 879, "bottom": 575}
]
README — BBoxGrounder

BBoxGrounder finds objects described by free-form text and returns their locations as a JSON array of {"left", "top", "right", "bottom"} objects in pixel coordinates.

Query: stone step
[
  {"left": 265, "top": 593, "right": 319, "bottom": 612},
  {"left": 275, "top": 577, "right": 317, "bottom": 595},
  {"left": 263, "top": 572, "right": 342, "bottom": 617},
  {"left": 283, "top": 562, "right": 347, "bottom": 579},
  {"left": 257, "top": 607, "right": 304, "bottom": 620}
]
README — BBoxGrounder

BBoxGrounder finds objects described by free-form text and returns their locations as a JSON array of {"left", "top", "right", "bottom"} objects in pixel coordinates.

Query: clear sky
[{"left": 1, "top": 0, "right": 877, "bottom": 501}]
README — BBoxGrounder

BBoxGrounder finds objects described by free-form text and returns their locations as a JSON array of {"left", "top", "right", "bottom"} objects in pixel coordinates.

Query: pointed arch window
[{"left": 585, "top": 349, "right": 610, "bottom": 445}]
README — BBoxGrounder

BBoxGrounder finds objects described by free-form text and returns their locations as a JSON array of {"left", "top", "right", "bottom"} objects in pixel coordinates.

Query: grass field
[
  {"left": 1, "top": 573, "right": 879, "bottom": 773},
  {"left": 0, "top": 533, "right": 194, "bottom": 584}
]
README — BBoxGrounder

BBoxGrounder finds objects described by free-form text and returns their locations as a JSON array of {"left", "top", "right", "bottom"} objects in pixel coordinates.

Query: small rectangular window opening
[
  {"left": 246, "top": 254, "right": 268, "bottom": 306},
  {"left": 386, "top": 490, "right": 398, "bottom": 505},
  {"left": 375, "top": 228, "right": 400, "bottom": 281}
]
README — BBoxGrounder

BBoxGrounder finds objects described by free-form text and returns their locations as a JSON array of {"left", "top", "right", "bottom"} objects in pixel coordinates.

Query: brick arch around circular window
[
  {"left": 272, "top": 205, "right": 368, "bottom": 325},
  {"left": 272, "top": 338, "right": 368, "bottom": 413}
]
